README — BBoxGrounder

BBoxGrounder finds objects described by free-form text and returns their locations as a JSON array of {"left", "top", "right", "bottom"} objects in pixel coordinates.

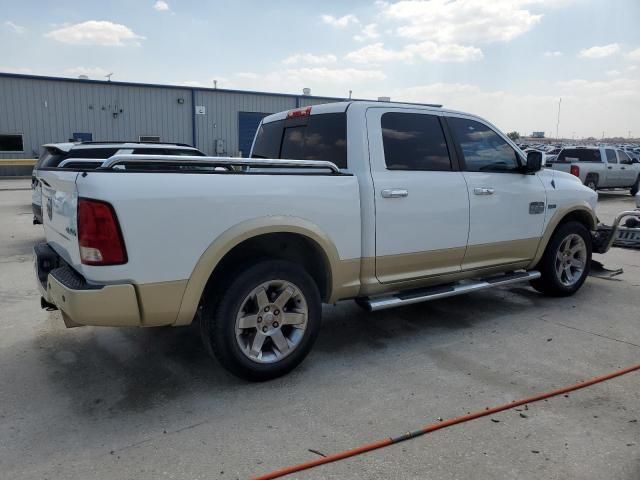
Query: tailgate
[{"left": 39, "top": 170, "right": 82, "bottom": 268}]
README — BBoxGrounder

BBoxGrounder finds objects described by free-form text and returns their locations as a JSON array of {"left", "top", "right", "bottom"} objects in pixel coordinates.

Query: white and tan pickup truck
[{"left": 36, "top": 101, "right": 602, "bottom": 380}]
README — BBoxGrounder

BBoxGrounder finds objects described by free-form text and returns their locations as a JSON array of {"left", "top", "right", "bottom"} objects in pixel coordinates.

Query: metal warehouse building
[{"left": 0, "top": 72, "right": 352, "bottom": 165}]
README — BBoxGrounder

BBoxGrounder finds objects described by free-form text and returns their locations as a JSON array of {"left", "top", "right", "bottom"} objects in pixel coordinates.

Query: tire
[
  {"left": 531, "top": 221, "right": 592, "bottom": 297},
  {"left": 584, "top": 176, "right": 598, "bottom": 191},
  {"left": 631, "top": 176, "right": 639, "bottom": 196},
  {"left": 200, "top": 259, "right": 321, "bottom": 381}
]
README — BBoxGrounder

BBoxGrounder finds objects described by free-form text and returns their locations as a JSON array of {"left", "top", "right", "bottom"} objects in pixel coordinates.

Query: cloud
[
  {"left": 605, "top": 69, "right": 620, "bottom": 77},
  {"left": 381, "top": 0, "right": 543, "bottom": 44},
  {"left": 0, "top": 65, "right": 33, "bottom": 74},
  {"left": 231, "top": 67, "right": 385, "bottom": 96},
  {"left": 282, "top": 53, "right": 337, "bottom": 65},
  {"left": 625, "top": 47, "right": 640, "bottom": 62},
  {"left": 345, "top": 42, "right": 482, "bottom": 64},
  {"left": 544, "top": 51, "right": 562, "bottom": 57},
  {"left": 153, "top": 1, "right": 170, "bottom": 11},
  {"left": 62, "top": 66, "right": 111, "bottom": 78},
  {"left": 345, "top": 43, "right": 412, "bottom": 63},
  {"left": 45, "top": 21, "right": 145, "bottom": 46},
  {"left": 390, "top": 76, "right": 640, "bottom": 138},
  {"left": 4, "top": 21, "right": 26, "bottom": 34},
  {"left": 406, "top": 41, "right": 483, "bottom": 62},
  {"left": 354, "top": 23, "right": 380, "bottom": 42},
  {"left": 320, "top": 14, "right": 359, "bottom": 28},
  {"left": 578, "top": 43, "right": 621, "bottom": 59}
]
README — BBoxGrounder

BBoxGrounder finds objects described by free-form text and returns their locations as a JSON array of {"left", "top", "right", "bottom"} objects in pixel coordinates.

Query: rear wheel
[
  {"left": 200, "top": 260, "right": 321, "bottom": 381},
  {"left": 584, "top": 176, "right": 598, "bottom": 191},
  {"left": 531, "top": 221, "right": 592, "bottom": 297},
  {"left": 631, "top": 176, "right": 639, "bottom": 196}
]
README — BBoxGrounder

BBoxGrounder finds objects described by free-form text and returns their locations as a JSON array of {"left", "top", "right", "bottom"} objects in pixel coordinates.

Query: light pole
[{"left": 555, "top": 97, "right": 561, "bottom": 140}]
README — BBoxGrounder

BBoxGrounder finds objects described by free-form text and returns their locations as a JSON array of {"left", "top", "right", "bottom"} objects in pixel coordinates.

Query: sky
[{"left": 1, "top": 0, "right": 640, "bottom": 138}]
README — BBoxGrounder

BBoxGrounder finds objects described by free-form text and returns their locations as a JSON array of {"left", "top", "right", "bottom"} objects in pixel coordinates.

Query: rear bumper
[{"left": 34, "top": 243, "right": 141, "bottom": 327}]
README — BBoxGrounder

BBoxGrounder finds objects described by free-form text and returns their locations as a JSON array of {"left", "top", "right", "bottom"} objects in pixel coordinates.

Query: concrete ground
[{"left": 0, "top": 180, "right": 638, "bottom": 480}]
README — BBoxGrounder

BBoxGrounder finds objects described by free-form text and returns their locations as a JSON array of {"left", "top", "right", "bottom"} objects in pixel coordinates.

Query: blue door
[{"left": 238, "top": 112, "right": 270, "bottom": 157}]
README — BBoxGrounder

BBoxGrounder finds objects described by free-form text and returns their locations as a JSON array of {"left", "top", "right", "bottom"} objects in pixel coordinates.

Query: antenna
[{"left": 105, "top": 73, "right": 114, "bottom": 82}]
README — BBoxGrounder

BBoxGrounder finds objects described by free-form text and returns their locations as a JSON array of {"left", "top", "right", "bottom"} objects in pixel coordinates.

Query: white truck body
[{"left": 34, "top": 101, "right": 601, "bottom": 379}]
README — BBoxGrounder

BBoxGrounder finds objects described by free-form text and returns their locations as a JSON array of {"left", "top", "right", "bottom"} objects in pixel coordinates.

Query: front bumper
[
  {"left": 34, "top": 243, "right": 141, "bottom": 327},
  {"left": 592, "top": 210, "right": 640, "bottom": 253}
]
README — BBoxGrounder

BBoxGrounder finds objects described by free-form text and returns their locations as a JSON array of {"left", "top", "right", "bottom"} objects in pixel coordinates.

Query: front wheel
[
  {"left": 200, "top": 260, "right": 321, "bottom": 381},
  {"left": 531, "top": 221, "right": 592, "bottom": 297}
]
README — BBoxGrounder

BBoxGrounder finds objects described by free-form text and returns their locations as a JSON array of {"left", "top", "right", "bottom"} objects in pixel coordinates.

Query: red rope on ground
[{"left": 252, "top": 363, "right": 640, "bottom": 480}]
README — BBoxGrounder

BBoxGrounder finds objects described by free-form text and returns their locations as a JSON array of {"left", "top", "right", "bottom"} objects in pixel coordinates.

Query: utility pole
[{"left": 555, "top": 97, "right": 561, "bottom": 140}]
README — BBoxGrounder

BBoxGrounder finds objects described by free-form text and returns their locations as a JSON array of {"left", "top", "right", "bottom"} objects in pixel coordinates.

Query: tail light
[
  {"left": 78, "top": 198, "right": 127, "bottom": 265},
  {"left": 570, "top": 165, "right": 580, "bottom": 177},
  {"left": 287, "top": 106, "right": 312, "bottom": 119}
]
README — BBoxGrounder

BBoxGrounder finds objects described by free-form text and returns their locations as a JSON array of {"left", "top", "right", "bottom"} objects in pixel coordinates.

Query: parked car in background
[
  {"left": 31, "top": 142, "right": 205, "bottom": 224},
  {"left": 34, "top": 101, "right": 600, "bottom": 380},
  {"left": 547, "top": 146, "right": 640, "bottom": 195}
]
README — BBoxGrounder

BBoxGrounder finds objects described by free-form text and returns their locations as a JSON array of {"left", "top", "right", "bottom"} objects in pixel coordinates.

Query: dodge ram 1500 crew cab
[{"left": 35, "top": 101, "right": 599, "bottom": 380}]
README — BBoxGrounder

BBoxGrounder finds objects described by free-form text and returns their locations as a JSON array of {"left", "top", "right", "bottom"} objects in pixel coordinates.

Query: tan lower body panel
[
  {"left": 374, "top": 246, "right": 466, "bottom": 284},
  {"left": 135, "top": 280, "right": 188, "bottom": 326},
  {"left": 462, "top": 237, "right": 540, "bottom": 270}
]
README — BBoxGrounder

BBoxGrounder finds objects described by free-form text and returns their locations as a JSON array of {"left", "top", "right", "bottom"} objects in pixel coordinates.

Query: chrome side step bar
[{"left": 363, "top": 270, "right": 541, "bottom": 312}]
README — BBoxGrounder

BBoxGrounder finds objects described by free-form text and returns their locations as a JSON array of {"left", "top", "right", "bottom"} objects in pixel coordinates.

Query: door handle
[
  {"left": 381, "top": 188, "right": 408, "bottom": 198},
  {"left": 473, "top": 187, "right": 495, "bottom": 195},
  {"left": 607, "top": 166, "right": 613, "bottom": 169},
  {"left": 621, "top": 167, "right": 626, "bottom": 170}
]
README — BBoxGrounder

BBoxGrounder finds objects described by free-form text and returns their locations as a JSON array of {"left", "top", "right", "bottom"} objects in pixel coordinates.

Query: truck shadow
[{"left": 28, "top": 284, "right": 552, "bottom": 419}]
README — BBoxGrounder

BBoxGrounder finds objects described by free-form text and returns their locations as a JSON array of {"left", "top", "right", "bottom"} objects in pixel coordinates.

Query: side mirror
[{"left": 524, "top": 151, "right": 543, "bottom": 173}]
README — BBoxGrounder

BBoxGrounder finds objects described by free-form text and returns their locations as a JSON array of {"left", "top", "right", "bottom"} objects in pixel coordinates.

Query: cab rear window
[
  {"left": 557, "top": 149, "right": 601, "bottom": 163},
  {"left": 251, "top": 113, "right": 347, "bottom": 168}
]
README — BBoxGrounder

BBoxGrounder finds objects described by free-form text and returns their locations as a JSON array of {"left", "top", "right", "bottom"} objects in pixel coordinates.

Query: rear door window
[
  {"left": 380, "top": 112, "right": 452, "bottom": 171},
  {"left": 252, "top": 113, "right": 347, "bottom": 168},
  {"left": 606, "top": 149, "right": 617, "bottom": 163}
]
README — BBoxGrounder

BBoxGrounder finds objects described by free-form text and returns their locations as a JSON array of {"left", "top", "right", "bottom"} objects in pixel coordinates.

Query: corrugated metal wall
[{"left": 0, "top": 74, "right": 345, "bottom": 158}]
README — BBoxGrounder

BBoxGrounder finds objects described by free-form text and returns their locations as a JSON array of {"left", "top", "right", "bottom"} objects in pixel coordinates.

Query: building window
[
  {"left": 0, "top": 134, "right": 24, "bottom": 152},
  {"left": 139, "top": 135, "right": 160, "bottom": 142}
]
